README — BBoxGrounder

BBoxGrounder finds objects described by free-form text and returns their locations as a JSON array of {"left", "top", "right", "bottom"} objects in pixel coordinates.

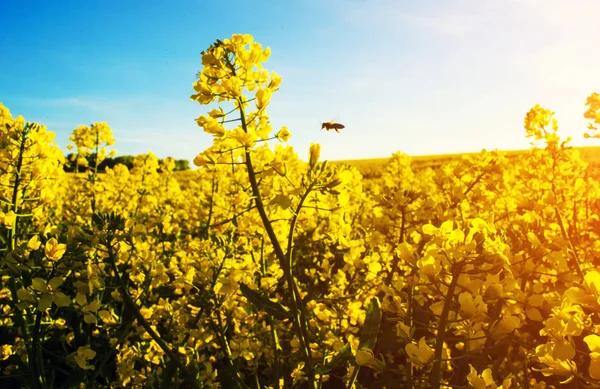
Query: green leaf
[
  {"left": 92, "top": 211, "right": 125, "bottom": 231},
  {"left": 316, "top": 343, "right": 353, "bottom": 375},
  {"left": 271, "top": 194, "right": 292, "bottom": 210},
  {"left": 92, "top": 212, "right": 105, "bottom": 229},
  {"left": 239, "top": 283, "right": 290, "bottom": 320},
  {"left": 358, "top": 297, "right": 382, "bottom": 350},
  {"left": 348, "top": 298, "right": 383, "bottom": 388},
  {"left": 217, "top": 364, "right": 249, "bottom": 389}
]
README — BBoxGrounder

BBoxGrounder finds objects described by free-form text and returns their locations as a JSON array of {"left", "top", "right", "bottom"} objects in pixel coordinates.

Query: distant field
[{"left": 332, "top": 145, "right": 600, "bottom": 179}]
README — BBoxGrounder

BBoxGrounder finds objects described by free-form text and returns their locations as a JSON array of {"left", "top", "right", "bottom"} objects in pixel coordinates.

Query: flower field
[{"left": 2, "top": 34, "right": 600, "bottom": 389}]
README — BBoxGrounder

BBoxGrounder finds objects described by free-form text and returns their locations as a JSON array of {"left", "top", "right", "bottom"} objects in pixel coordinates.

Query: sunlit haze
[{"left": 1, "top": 0, "right": 599, "bottom": 162}]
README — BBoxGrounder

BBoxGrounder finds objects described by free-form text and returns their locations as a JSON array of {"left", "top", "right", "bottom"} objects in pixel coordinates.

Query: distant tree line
[{"left": 63, "top": 153, "right": 190, "bottom": 173}]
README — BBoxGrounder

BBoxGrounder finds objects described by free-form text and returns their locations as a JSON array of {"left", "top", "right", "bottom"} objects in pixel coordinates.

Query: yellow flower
[
  {"left": 45, "top": 238, "right": 67, "bottom": 261},
  {"left": 73, "top": 346, "right": 96, "bottom": 370},
  {"left": 290, "top": 361, "right": 306, "bottom": 383},
  {"left": 208, "top": 107, "right": 225, "bottom": 119},
  {"left": 222, "top": 76, "right": 243, "bottom": 98},
  {"left": 255, "top": 88, "right": 272, "bottom": 110},
  {"left": 228, "top": 33, "right": 253, "bottom": 47},
  {"left": 191, "top": 80, "right": 216, "bottom": 104},
  {"left": 589, "top": 353, "right": 600, "bottom": 380},
  {"left": 458, "top": 292, "right": 487, "bottom": 319},
  {"left": 77, "top": 157, "right": 89, "bottom": 167},
  {"left": 197, "top": 115, "right": 226, "bottom": 137},
  {"left": 466, "top": 365, "right": 512, "bottom": 389},
  {"left": 0, "top": 211, "right": 16, "bottom": 228},
  {"left": 584, "top": 92, "right": 600, "bottom": 122},
  {"left": 28, "top": 235, "right": 41, "bottom": 250},
  {"left": 276, "top": 126, "right": 291, "bottom": 142},
  {"left": 193, "top": 150, "right": 218, "bottom": 167},
  {"left": 232, "top": 128, "right": 258, "bottom": 148},
  {"left": 308, "top": 143, "right": 321, "bottom": 169},
  {"left": 405, "top": 337, "right": 434, "bottom": 365},
  {"left": 271, "top": 160, "right": 287, "bottom": 177},
  {"left": 534, "top": 350, "right": 577, "bottom": 383},
  {"left": 355, "top": 348, "right": 386, "bottom": 372},
  {"left": 24, "top": 277, "right": 71, "bottom": 312},
  {"left": 584, "top": 91, "right": 600, "bottom": 134},
  {"left": 269, "top": 72, "right": 282, "bottom": 90},
  {"left": 524, "top": 104, "right": 555, "bottom": 140},
  {"left": 0, "top": 345, "right": 13, "bottom": 361}
]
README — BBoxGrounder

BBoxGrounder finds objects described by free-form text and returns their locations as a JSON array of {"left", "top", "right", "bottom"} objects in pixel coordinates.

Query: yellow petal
[
  {"left": 31, "top": 278, "right": 48, "bottom": 293},
  {"left": 53, "top": 292, "right": 71, "bottom": 308},
  {"left": 584, "top": 335, "right": 600, "bottom": 353},
  {"left": 589, "top": 352, "right": 600, "bottom": 380},
  {"left": 38, "top": 294, "right": 52, "bottom": 312},
  {"left": 48, "top": 277, "right": 64, "bottom": 289}
]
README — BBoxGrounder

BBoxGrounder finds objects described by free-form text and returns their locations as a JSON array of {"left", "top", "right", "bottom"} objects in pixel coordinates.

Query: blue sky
[{"left": 1, "top": 0, "right": 599, "bottom": 162}]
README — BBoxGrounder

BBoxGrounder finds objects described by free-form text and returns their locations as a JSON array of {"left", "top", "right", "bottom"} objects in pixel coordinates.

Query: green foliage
[{"left": 64, "top": 154, "right": 191, "bottom": 173}]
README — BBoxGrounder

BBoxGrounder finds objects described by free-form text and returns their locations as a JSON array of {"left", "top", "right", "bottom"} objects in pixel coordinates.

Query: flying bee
[{"left": 321, "top": 122, "right": 345, "bottom": 133}]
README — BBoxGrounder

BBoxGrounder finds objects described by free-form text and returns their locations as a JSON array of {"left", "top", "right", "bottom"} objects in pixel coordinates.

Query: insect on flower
[{"left": 321, "top": 122, "right": 345, "bottom": 133}]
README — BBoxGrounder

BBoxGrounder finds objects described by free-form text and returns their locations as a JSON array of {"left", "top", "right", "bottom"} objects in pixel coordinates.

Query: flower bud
[{"left": 309, "top": 143, "right": 321, "bottom": 170}]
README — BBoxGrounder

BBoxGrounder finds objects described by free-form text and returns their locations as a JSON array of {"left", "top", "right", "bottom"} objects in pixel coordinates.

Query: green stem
[
  {"left": 89, "top": 319, "right": 135, "bottom": 384},
  {"left": 550, "top": 148, "right": 584, "bottom": 280},
  {"left": 203, "top": 176, "right": 217, "bottom": 239},
  {"left": 257, "top": 234, "right": 282, "bottom": 385},
  {"left": 178, "top": 245, "right": 230, "bottom": 347},
  {"left": 430, "top": 262, "right": 463, "bottom": 389},
  {"left": 8, "top": 123, "right": 30, "bottom": 251},
  {"left": 237, "top": 97, "right": 316, "bottom": 388},
  {"left": 90, "top": 131, "right": 100, "bottom": 215},
  {"left": 346, "top": 364, "right": 360, "bottom": 389},
  {"left": 106, "top": 237, "right": 198, "bottom": 389},
  {"left": 31, "top": 311, "right": 46, "bottom": 389},
  {"left": 285, "top": 185, "right": 316, "bottom": 366},
  {"left": 6, "top": 123, "right": 34, "bottom": 384}
]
